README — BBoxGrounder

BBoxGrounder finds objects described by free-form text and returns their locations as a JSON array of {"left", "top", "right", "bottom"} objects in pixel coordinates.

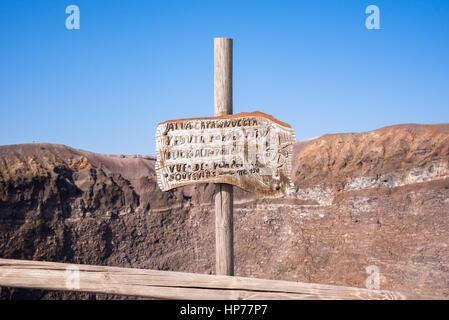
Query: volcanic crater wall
[{"left": 0, "top": 123, "right": 448, "bottom": 299}]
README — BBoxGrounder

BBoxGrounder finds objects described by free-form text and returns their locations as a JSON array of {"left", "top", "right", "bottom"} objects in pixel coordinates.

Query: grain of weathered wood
[
  {"left": 215, "top": 183, "right": 233, "bottom": 276},
  {"left": 214, "top": 37, "right": 234, "bottom": 276},
  {"left": 214, "top": 38, "right": 232, "bottom": 117},
  {"left": 0, "top": 259, "right": 444, "bottom": 300}
]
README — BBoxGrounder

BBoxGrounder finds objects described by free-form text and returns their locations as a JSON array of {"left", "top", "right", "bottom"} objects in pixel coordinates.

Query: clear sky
[{"left": 1, "top": 0, "right": 448, "bottom": 155}]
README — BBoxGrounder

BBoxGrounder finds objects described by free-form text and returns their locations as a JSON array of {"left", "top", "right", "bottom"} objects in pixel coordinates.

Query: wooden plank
[
  {"left": 0, "top": 258, "right": 445, "bottom": 300},
  {"left": 214, "top": 37, "right": 234, "bottom": 276}
]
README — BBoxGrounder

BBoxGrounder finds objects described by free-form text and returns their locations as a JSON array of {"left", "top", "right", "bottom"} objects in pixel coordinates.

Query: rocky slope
[{"left": 1, "top": 123, "right": 448, "bottom": 299}]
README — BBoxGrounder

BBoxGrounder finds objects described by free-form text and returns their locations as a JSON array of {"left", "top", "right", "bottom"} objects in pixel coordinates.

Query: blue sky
[{"left": 0, "top": 0, "right": 448, "bottom": 155}]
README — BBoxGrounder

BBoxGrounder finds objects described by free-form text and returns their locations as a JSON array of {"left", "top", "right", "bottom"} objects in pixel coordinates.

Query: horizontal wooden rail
[{"left": 0, "top": 258, "right": 444, "bottom": 300}]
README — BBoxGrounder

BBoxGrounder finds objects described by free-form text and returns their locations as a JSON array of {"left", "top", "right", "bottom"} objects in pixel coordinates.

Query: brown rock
[{"left": 0, "top": 123, "right": 448, "bottom": 299}]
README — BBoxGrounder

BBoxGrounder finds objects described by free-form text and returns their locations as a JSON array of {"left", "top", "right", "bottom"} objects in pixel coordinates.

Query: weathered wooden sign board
[{"left": 155, "top": 111, "right": 295, "bottom": 198}]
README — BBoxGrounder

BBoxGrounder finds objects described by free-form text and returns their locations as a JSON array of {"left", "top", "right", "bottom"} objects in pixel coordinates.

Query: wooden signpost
[{"left": 155, "top": 38, "right": 296, "bottom": 276}]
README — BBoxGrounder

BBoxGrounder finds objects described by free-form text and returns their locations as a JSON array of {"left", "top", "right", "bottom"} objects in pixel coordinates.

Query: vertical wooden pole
[{"left": 214, "top": 38, "right": 234, "bottom": 276}]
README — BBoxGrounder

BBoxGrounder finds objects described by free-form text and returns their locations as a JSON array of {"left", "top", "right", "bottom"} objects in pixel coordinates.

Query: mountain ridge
[{"left": 0, "top": 122, "right": 448, "bottom": 299}]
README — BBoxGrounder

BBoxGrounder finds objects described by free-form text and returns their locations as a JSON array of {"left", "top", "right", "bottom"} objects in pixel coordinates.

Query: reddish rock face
[{"left": 1, "top": 123, "right": 448, "bottom": 299}]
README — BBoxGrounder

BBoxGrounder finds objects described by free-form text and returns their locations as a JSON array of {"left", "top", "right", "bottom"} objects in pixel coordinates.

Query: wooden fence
[{"left": 0, "top": 258, "right": 444, "bottom": 300}]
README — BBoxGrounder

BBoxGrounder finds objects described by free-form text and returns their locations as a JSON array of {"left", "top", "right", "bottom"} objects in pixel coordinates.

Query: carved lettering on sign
[{"left": 155, "top": 111, "right": 296, "bottom": 198}]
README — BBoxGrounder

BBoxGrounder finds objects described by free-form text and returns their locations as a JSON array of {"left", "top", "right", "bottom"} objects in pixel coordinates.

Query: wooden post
[{"left": 214, "top": 38, "right": 234, "bottom": 276}]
